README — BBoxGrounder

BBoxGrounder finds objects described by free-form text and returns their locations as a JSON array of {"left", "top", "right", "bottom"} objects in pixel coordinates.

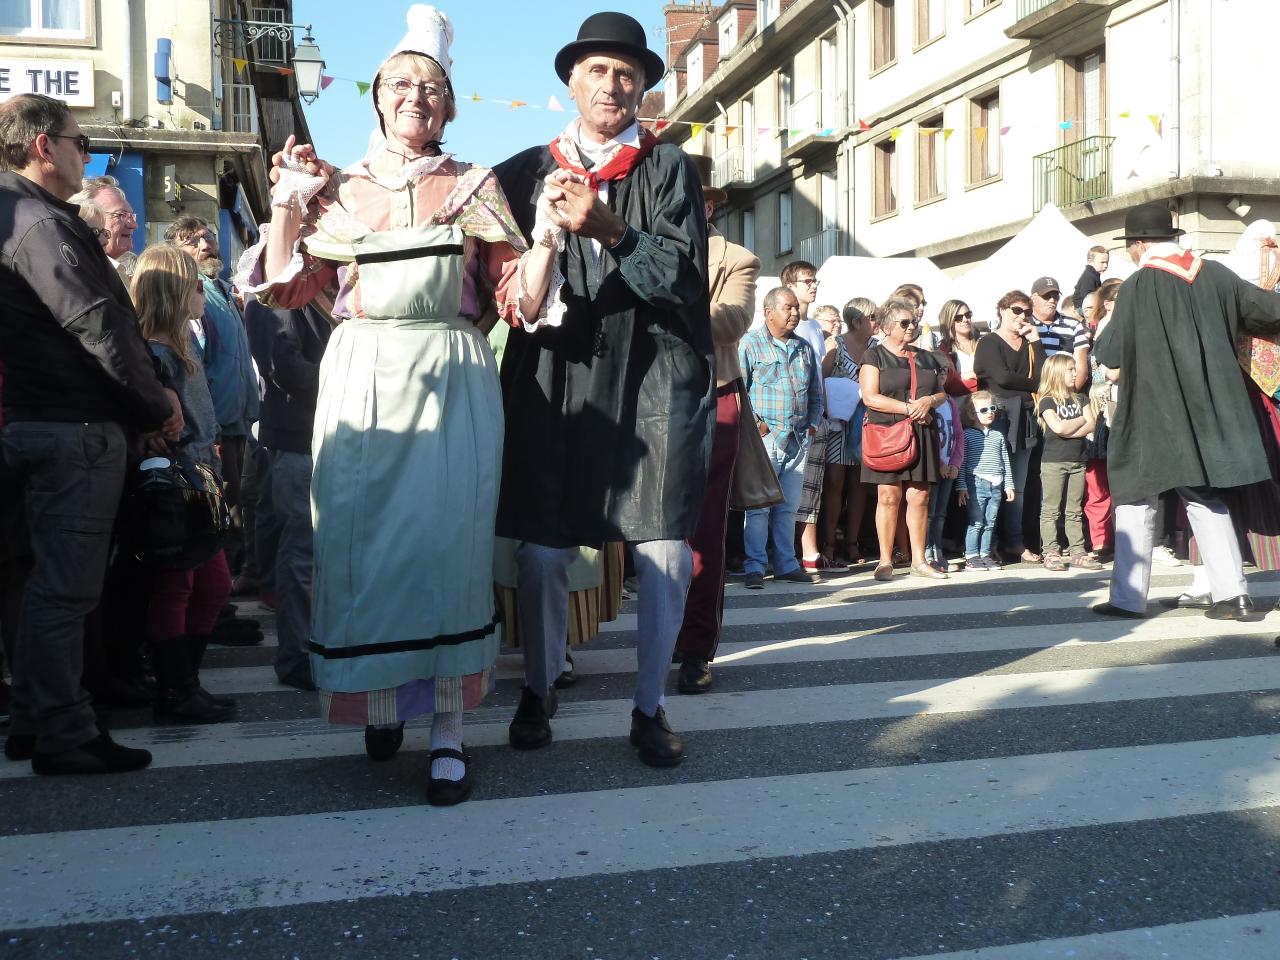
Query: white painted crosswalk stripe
[{"left": 5, "top": 733, "right": 1279, "bottom": 930}]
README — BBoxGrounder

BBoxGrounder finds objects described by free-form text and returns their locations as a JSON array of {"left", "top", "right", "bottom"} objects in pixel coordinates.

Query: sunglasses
[
  {"left": 796, "top": 278, "right": 820, "bottom": 286},
  {"left": 897, "top": 318, "right": 920, "bottom": 328},
  {"left": 1037, "top": 291, "right": 1061, "bottom": 300},
  {"left": 1008, "top": 305, "right": 1029, "bottom": 316},
  {"left": 975, "top": 405, "right": 995, "bottom": 414},
  {"left": 955, "top": 311, "right": 972, "bottom": 321},
  {"left": 48, "top": 132, "right": 91, "bottom": 154}
]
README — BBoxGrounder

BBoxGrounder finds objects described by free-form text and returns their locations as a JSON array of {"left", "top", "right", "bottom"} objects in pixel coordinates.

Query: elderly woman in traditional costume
[{"left": 236, "top": 5, "right": 556, "bottom": 805}]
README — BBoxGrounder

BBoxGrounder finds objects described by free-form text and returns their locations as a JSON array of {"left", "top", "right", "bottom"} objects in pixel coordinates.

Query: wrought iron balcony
[
  {"left": 713, "top": 145, "right": 745, "bottom": 188},
  {"left": 1032, "top": 135, "right": 1116, "bottom": 213},
  {"left": 1008, "top": 0, "right": 1110, "bottom": 40},
  {"left": 799, "top": 228, "right": 840, "bottom": 267}
]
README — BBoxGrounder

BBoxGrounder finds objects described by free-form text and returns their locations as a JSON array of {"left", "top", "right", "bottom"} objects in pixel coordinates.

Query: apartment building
[
  {"left": 659, "top": 0, "right": 1280, "bottom": 277},
  {"left": 1, "top": 0, "right": 315, "bottom": 267}
]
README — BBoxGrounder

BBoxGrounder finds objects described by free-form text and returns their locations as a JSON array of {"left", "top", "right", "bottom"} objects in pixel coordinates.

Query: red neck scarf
[
  {"left": 548, "top": 124, "right": 659, "bottom": 191},
  {"left": 1144, "top": 249, "right": 1203, "bottom": 283}
]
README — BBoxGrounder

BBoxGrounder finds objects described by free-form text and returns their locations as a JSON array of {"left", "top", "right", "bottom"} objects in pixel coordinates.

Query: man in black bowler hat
[
  {"left": 492, "top": 12, "right": 714, "bottom": 767},
  {"left": 1092, "top": 201, "right": 1280, "bottom": 622}
]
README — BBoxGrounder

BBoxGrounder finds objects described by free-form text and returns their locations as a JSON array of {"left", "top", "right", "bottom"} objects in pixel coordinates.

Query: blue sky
[{"left": 295, "top": 0, "right": 665, "bottom": 168}]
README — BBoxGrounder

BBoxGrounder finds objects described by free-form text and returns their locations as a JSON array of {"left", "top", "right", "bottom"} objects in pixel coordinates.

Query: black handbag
[{"left": 118, "top": 456, "right": 232, "bottom": 570}]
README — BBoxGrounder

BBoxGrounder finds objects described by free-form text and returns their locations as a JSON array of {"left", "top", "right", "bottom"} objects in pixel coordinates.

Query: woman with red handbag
[{"left": 860, "top": 298, "right": 949, "bottom": 581}]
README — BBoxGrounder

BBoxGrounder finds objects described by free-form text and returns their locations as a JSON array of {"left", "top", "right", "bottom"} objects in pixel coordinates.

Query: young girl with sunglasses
[
  {"left": 1036, "top": 354, "right": 1102, "bottom": 572},
  {"left": 131, "top": 245, "right": 234, "bottom": 725},
  {"left": 956, "top": 391, "right": 1013, "bottom": 570}
]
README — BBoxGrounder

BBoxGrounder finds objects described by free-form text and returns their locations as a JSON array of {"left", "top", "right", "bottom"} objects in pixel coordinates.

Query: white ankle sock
[{"left": 430, "top": 710, "right": 465, "bottom": 781}]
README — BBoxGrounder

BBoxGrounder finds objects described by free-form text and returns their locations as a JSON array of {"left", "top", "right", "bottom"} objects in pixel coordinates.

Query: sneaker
[
  {"left": 773, "top": 567, "right": 816, "bottom": 584},
  {"left": 744, "top": 572, "right": 765, "bottom": 590},
  {"left": 965, "top": 555, "right": 989, "bottom": 571},
  {"left": 1152, "top": 545, "right": 1182, "bottom": 567},
  {"left": 1043, "top": 553, "right": 1068, "bottom": 572},
  {"left": 801, "top": 554, "right": 847, "bottom": 576},
  {"left": 1070, "top": 552, "right": 1104, "bottom": 571}
]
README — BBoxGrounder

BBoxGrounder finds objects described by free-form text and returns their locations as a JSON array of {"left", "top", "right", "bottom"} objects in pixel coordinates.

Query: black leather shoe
[
  {"left": 1159, "top": 592, "right": 1212, "bottom": 610},
  {"left": 1091, "top": 602, "right": 1145, "bottom": 619},
  {"left": 1206, "top": 596, "right": 1263, "bottom": 622},
  {"left": 630, "top": 706, "right": 685, "bottom": 767},
  {"left": 426, "top": 747, "right": 473, "bottom": 806},
  {"left": 278, "top": 670, "right": 317, "bottom": 692},
  {"left": 4, "top": 733, "right": 35, "bottom": 762},
  {"left": 364, "top": 722, "right": 405, "bottom": 762},
  {"left": 31, "top": 732, "right": 151, "bottom": 775},
  {"left": 509, "top": 686, "right": 555, "bottom": 750},
  {"left": 209, "top": 617, "right": 264, "bottom": 647},
  {"left": 554, "top": 652, "right": 577, "bottom": 689},
  {"left": 154, "top": 686, "right": 234, "bottom": 724},
  {"left": 677, "top": 656, "right": 713, "bottom": 694}
]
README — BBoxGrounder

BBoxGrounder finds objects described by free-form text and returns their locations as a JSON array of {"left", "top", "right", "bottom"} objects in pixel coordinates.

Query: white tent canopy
[
  {"left": 814, "top": 256, "right": 954, "bottom": 332},
  {"left": 946, "top": 203, "right": 1134, "bottom": 329}
]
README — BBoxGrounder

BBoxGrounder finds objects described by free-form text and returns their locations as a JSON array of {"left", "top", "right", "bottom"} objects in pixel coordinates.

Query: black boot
[
  {"left": 677, "top": 655, "right": 713, "bottom": 694},
  {"left": 187, "top": 635, "right": 234, "bottom": 710},
  {"left": 630, "top": 706, "right": 685, "bottom": 767},
  {"left": 150, "top": 639, "right": 234, "bottom": 724},
  {"left": 509, "top": 686, "right": 557, "bottom": 750}
]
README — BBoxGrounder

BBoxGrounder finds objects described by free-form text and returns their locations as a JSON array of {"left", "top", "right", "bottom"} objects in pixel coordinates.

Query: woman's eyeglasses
[
  {"left": 975, "top": 405, "right": 995, "bottom": 414},
  {"left": 382, "top": 78, "right": 447, "bottom": 100},
  {"left": 955, "top": 311, "right": 972, "bottom": 321},
  {"left": 1008, "top": 305, "right": 1029, "bottom": 316},
  {"left": 897, "top": 318, "right": 920, "bottom": 329}
]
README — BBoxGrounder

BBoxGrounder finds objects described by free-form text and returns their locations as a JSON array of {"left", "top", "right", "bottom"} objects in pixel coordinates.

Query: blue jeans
[
  {"left": 926, "top": 475, "right": 956, "bottom": 561},
  {"left": 964, "top": 476, "right": 1003, "bottom": 558},
  {"left": 744, "top": 432, "right": 808, "bottom": 576}
]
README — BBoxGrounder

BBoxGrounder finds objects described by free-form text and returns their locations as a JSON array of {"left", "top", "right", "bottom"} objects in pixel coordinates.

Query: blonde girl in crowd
[{"left": 1036, "top": 354, "right": 1101, "bottom": 572}]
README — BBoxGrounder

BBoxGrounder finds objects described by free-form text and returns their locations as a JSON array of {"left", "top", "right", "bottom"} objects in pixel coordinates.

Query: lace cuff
[
  {"left": 232, "top": 221, "right": 308, "bottom": 296},
  {"left": 271, "top": 156, "right": 328, "bottom": 210},
  {"left": 513, "top": 240, "right": 568, "bottom": 333}
]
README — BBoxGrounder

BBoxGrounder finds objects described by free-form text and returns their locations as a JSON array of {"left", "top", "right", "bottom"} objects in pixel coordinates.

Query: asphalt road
[{"left": 4, "top": 564, "right": 1280, "bottom": 960}]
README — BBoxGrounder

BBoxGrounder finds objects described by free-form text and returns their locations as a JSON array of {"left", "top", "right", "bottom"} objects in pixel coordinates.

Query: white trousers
[{"left": 1109, "top": 490, "right": 1247, "bottom": 613}]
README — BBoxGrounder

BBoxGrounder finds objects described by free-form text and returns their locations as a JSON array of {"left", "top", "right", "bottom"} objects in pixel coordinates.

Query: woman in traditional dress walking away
[{"left": 236, "top": 5, "right": 555, "bottom": 805}]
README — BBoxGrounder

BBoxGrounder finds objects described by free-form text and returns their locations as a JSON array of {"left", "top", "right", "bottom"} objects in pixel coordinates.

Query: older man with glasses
[
  {"left": 1029, "top": 276, "right": 1090, "bottom": 391},
  {"left": 69, "top": 175, "right": 137, "bottom": 263}
]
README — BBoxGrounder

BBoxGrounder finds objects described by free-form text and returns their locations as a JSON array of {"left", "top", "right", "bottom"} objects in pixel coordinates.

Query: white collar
[
  {"left": 1139, "top": 241, "right": 1186, "bottom": 266},
  {"left": 569, "top": 118, "right": 641, "bottom": 162}
]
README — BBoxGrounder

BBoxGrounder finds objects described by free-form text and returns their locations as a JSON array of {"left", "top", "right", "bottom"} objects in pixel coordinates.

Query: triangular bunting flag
[
  {"left": 275, "top": 66, "right": 293, "bottom": 76},
  {"left": 320, "top": 75, "right": 334, "bottom": 91},
  {"left": 723, "top": 125, "right": 737, "bottom": 135},
  {"left": 655, "top": 119, "right": 669, "bottom": 131},
  {"left": 231, "top": 57, "right": 248, "bottom": 76},
  {"left": 975, "top": 127, "right": 987, "bottom": 144},
  {"left": 355, "top": 81, "right": 371, "bottom": 95},
  {"left": 889, "top": 127, "right": 902, "bottom": 141},
  {"left": 547, "top": 95, "right": 564, "bottom": 112},
  {"left": 1000, "top": 125, "right": 1011, "bottom": 136},
  {"left": 510, "top": 100, "right": 527, "bottom": 110},
  {"left": 690, "top": 123, "right": 706, "bottom": 138},
  {"left": 470, "top": 91, "right": 482, "bottom": 102},
  {"left": 788, "top": 128, "right": 802, "bottom": 140},
  {"left": 1148, "top": 113, "right": 1162, "bottom": 133},
  {"left": 757, "top": 126, "right": 771, "bottom": 136},
  {"left": 1059, "top": 120, "right": 1072, "bottom": 131},
  {"left": 1118, "top": 111, "right": 1131, "bottom": 118},
  {"left": 818, "top": 127, "right": 833, "bottom": 137},
  {"left": 943, "top": 128, "right": 954, "bottom": 141},
  {"left": 858, "top": 119, "right": 870, "bottom": 131}
]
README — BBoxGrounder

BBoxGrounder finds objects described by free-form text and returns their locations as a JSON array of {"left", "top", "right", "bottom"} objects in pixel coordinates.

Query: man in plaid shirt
[{"left": 738, "top": 287, "right": 824, "bottom": 589}]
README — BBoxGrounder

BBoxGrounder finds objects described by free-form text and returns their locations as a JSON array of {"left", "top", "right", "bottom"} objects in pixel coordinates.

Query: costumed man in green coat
[
  {"left": 1091, "top": 202, "right": 1280, "bottom": 621},
  {"left": 493, "top": 13, "right": 714, "bottom": 767}
]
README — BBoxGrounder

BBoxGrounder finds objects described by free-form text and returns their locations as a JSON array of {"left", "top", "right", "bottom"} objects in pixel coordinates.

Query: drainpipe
[
  {"left": 832, "top": 0, "right": 854, "bottom": 253},
  {"left": 122, "top": 0, "right": 133, "bottom": 122},
  {"left": 1168, "top": 0, "right": 1180, "bottom": 180}
]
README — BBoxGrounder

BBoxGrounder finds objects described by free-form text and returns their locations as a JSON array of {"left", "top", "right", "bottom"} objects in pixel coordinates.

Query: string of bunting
[{"left": 227, "top": 60, "right": 1168, "bottom": 138}]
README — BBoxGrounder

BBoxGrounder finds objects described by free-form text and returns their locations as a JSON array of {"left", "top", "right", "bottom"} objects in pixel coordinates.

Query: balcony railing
[
  {"left": 713, "top": 145, "right": 744, "bottom": 188},
  {"left": 225, "top": 82, "right": 259, "bottom": 135},
  {"left": 1016, "top": 0, "right": 1056, "bottom": 16},
  {"left": 1032, "top": 135, "right": 1115, "bottom": 213},
  {"left": 799, "top": 228, "right": 840, "bottom": 267},
  {"left": 787, "top": 89, "right": 847, "bottom": 138}
]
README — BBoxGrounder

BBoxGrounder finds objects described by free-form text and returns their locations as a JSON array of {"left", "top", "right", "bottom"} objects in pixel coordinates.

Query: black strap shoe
[
  {"left": 509, "top": 686, "right": 554, "bottom": 750},
  {"left": 31, "top": 732, "right": 152, "bottom": 775},
  {"left": 364, "top": 722, "right": 405, "bottom": 761},
  {"left": 1091, "top": 602, "right": 1145, "bottom": 619},
  {"left": 1159, "top": 592, "right": 1212, "bottom": 610},
  {"left": 1206, "top": 596, "right": 1263, "bottom": 622},
  {"left": 630, "top": 706, "right": 685, "bottom": 767},
  {"left": 677, "top": 656, "right": 713, "bottom": 694},
  {"left": 426, "top": 747, "right": 473, "bottom": 806}
]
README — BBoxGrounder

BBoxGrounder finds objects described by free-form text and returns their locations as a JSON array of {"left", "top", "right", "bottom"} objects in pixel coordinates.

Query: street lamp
[{"left": 291, "top": 33, "right": 325, "bottom": 104}]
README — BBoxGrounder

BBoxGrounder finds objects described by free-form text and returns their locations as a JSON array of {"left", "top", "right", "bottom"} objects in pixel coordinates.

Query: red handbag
[{"left": 862, "top": 351, "right": 920, "bottom": 472}]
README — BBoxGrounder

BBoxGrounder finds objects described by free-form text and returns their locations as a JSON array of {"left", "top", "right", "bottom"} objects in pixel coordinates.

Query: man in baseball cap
[{"left": 1029, "top": 274, "right": 1090, "bottom": 391}]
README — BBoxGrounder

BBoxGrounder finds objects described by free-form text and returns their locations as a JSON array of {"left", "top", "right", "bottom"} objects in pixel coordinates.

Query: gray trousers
[
  {"left": 1110, "top": 488, "right": 1247, "bottom": 613},
  {"left": 1040, "top": 460, "right": 1086, "bottom": 557},
  {"left": 2, "top": 422, "right": 125, "bottom": 753},
  {"left": 270, "top": 450, "right": 313, "bottom": 680},
  {"left": 517, "top": 539, "right": 693, "bottom": 715}
]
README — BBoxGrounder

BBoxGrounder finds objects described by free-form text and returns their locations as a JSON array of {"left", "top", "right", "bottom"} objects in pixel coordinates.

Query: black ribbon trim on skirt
[
  {"left": 354, "top": 243, "right": 465, "bottom": 265},
  {"left": 307, "top": 614, "right": 500, "bottom": 659}
]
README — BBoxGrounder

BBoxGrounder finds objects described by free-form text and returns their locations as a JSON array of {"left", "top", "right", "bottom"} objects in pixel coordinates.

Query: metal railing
[
  {"left": 799, "top": 228, "right": 840, "bottom": 266},
  {"left": 1032, "top": 135, "right": 1115, "bottom": 213},
  {"left": 787, "top": 90, "right": 847, "bottom": 138},
  {"left": 225, "top": 82, "right": 259, "bottom": 135},
  {"left": 1015, "top": 0, "right": 1058, "bottom": 18},
  {"left": 713, "top": 145, "right": 744, "bottom": 188}
]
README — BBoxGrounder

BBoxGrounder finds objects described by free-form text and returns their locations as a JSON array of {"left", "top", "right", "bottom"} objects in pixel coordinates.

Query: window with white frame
[
  {"left": 718, "top": 10, "right": 737, "bottom": 56},
  {"left": 0, "top": 0, "right": 91, "bottom": 40},
  {"left": 687, "top": 43, "right": 704, "bottom": 95},
  {"left": 914, "top": 0, "right": 944, "bottom": 48},
  {"left": 758, "top": 0, "right": 780, "bottom": 31},
  {"left": 966, "top": 0, "right": 999, "bottom": 18},
  {"left": 664, "top": 70, "right": 679, "bottom": 112},
  {"left": 968, "top": 90, "right": 1001, "bottom": 185}
]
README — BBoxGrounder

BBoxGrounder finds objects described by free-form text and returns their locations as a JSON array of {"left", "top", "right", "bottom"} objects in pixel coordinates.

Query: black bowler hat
[
  {"left": 555, "top": 12, "right": 665, "bottom": 91},
  {"left": 1114, "top": 202, "right": 1185, "bottom": 240}
]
